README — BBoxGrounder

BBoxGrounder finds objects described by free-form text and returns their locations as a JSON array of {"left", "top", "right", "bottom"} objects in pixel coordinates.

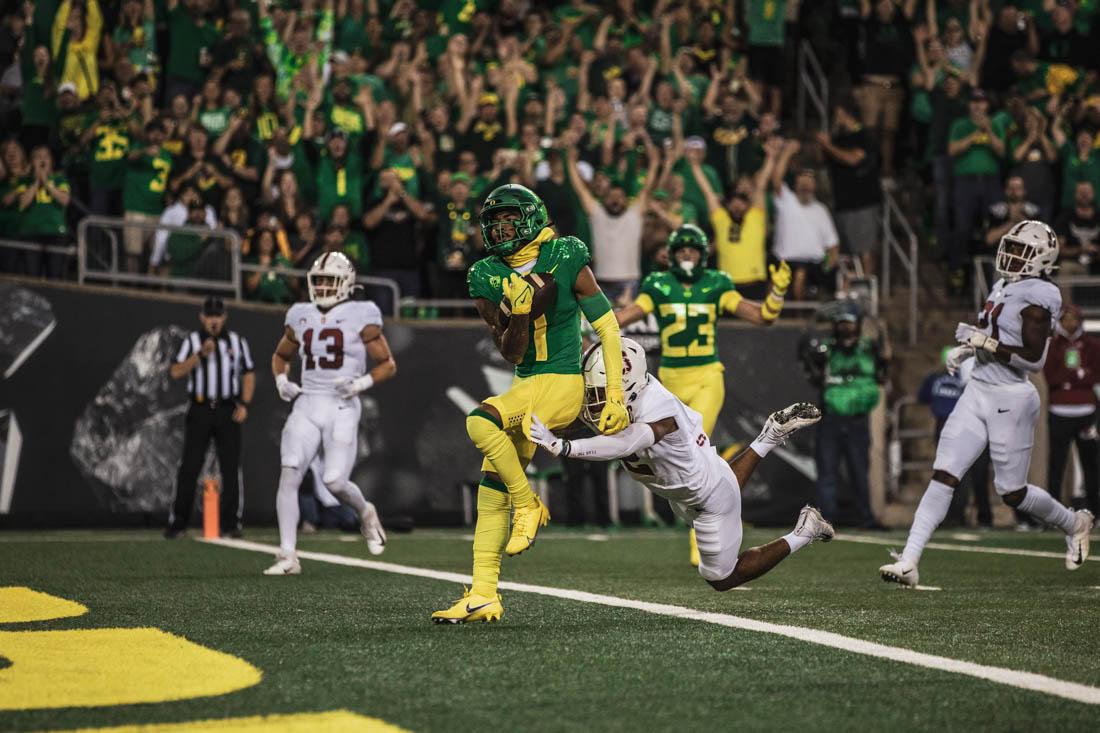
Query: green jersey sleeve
[
  {"left": 467, "top": 258, "right": 501, "bottom": 302},
  {"left": 546, "top": 235, "right": 590, "bottom": 288},
  {"left": 707, "top": 270, "right": 737, "bottom": 303},
  {"left": 639, "top": 271, "right": 669, "bottom": 307}
]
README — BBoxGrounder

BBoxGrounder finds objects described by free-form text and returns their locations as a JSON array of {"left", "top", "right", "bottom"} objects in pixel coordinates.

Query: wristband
[
  {"left": 276, "top": 373, "right": 289, "bottom": 388},
  {"left": 357, "top": 374, "right": 375, "bottom": 392},
  {"left": 560, "top": 439, "right": 572, "bottom": 458}
]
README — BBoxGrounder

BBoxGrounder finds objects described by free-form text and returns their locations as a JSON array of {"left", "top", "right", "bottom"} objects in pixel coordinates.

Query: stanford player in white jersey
[
  {"left": 881, "top": 221, "right": 1094, "bottom": 587},
  {"left": 529, "top": 338, "right": 834, "bottom": 590},
  {"left": 265, "top": 252, "right": 397, "bottom": 575}
]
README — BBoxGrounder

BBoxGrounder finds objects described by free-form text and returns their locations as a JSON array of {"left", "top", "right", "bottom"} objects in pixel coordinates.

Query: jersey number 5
[{"left": 303, "top": 328, "right": 344, "bottom": 370}]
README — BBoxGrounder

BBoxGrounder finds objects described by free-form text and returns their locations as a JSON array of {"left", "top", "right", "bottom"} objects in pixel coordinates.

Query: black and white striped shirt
[{"left": 176, "top": 331, "right": 255, "bottom": 402}]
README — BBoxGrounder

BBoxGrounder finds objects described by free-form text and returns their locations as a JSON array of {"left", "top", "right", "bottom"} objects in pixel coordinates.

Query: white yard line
[
  {"left": 205, "top": 537, "right": 1100, "bottom": 706},
  {"left": 834, "top": 532, "right": 1099, "bottom": 563}
]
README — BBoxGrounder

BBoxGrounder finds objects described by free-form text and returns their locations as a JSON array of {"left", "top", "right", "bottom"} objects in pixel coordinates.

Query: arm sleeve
[
  {"left": 565, "top": 422, "right": 658, "bottom": 460},
  {"left": 581, "top": 293, "right": 624, "bottom": 392},
  {"left": 240, "top": 337, "right": 255, "bottom": 372},
  {"left": 176, "top": 335, "right": 192, "bottom": 363}
]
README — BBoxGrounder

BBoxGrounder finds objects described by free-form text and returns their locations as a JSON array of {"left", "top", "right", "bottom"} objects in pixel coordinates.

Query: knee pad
[{"left": 467, "top": 409, "right": 502, "bottom": 444}]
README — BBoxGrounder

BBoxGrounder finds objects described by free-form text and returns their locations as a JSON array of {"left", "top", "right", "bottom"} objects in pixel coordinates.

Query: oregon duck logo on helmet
[
  {"left": 480, "top": 184, "right": 550, "bottom": 256},
  {"left": 667, "top": 224, "right": 709, "bottom": 282}
]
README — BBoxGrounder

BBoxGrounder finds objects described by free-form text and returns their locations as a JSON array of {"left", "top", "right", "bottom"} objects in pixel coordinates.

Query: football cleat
[
  {"left": 263, "top": 552, "right": 301, "bottom": 576},
  {"left": 879, "top": 550, "right": 919, "bottom": 588},
  {"left": 792, "top": 505, "right": 834, "bottom": 543},
  {"left": 431, "top": 587, "right": 504, "bottom": 624},
  {"left": 505, "top": 496, "right": 550, "bottom": 556},
  {"left": 756, "top": 402, "right": 822, "bottom": 447},
  {"left": 1065, "top": 509, "right": 1094, "bottom": 570},
  {"left": 689, "top": 528, "right": 700, "bottom": 567},
  {"left": 360, "top": 502, "right": 387, "bottom": 556}
]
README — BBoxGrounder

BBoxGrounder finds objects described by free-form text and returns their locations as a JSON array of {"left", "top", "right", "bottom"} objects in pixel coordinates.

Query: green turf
[{"left": 0, "top": 528, "right": 1098, "bottom": 732}]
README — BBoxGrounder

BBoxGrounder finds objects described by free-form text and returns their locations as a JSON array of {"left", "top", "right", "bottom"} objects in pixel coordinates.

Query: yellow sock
[
  {"left": 471, "top": 483, "right": 511, "bottom": 597},
  {"left": 467, "top": 411, "right": 537, "bottom": 508}
]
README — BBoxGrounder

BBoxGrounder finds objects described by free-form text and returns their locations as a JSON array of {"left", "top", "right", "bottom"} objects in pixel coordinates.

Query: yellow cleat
[
  {"left": 431, "top": 587, "right": 504, "bottom": 624},
  {"left": 505, "top": 497, "right": 550, "bottom": 556},
  {"left": 689, "top": 528, "right": 700, "bottom": 567}
]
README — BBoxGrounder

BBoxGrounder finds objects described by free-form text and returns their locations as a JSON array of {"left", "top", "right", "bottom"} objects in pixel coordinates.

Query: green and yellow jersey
[
  {"left": 467, "top": 235, "right": 590, "bottom": 379},
  {"left": 635, "top": 269, "right": 740, "bottom": 369}
]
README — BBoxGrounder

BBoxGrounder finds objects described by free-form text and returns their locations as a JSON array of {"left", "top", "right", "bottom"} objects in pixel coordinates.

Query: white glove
[
  {"left": 336, "top": 374, "right": 374, "bottom": 398},
  {"left": 955, "top": 322, "right": 999, "bottom": 352},
  {"left": 529, "top": 414, "right": 565, "bottom": 457},
  {"left": 275, "top": 372, "right": 301, "bottom": 402},
  {"left": 945, "top": 345, "right": 975, "bottom": 376}
]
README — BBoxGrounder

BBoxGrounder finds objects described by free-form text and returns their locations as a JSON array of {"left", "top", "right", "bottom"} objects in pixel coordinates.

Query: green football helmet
[
  {"left": 667, "top": 224, "right": 709, "bottom": 281},
  {"left": 480, "top": 184, "right": 550, "bottom": 257}
]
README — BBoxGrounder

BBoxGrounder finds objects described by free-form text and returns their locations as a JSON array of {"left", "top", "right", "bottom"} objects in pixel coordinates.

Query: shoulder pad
[
  {"left": 550, "top": 236, "right": 591, "bottom": 266},
  {"left": 285, "top": 302, "right": 311, "bottom": 326}
]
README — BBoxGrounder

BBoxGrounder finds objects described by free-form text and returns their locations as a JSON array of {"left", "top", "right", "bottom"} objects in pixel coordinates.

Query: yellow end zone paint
[
  {"left": 0, "top": 587, "right": 88, "bottom": 623},
  {"left": 0, "top": 628, "right": 261, "bottom": 710},
  {"left": 34, "top": 710, "right": 409, "bottom": 732}
]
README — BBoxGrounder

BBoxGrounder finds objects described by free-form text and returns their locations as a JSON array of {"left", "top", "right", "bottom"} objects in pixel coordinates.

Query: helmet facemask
[{"left": 481, "top": 207, "right": 528, "bottom": 256}]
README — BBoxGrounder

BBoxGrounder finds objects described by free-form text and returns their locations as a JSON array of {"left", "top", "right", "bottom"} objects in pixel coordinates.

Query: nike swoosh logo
[
  {"left": 466, "top": 601, "right": 494, "bottom": 614},
  {"left": 998, "top": 408, "right": 1010, "bottom": 413},
  {"left": 901, "top": 569, "right": 912, "bottom": 575}
]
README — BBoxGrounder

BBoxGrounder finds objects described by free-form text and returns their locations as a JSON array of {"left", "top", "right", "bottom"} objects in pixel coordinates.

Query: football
[{"left": 499, "top": 271, "right": 557, "bottom": 327}]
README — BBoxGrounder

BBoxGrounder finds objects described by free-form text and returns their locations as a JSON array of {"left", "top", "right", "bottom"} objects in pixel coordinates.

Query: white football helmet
[
  {"left": 581, "top": 337, "right": 649, "bottom": 427},
  {"left": 307, "top": 251, "right": 356, "bottom": 308},
  {"left": 996, "top": 220, "right": 1058, "bottom": 282}
]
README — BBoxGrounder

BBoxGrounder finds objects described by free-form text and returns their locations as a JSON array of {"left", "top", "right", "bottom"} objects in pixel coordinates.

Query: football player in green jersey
[
  {"left": 432, "top": 183, "right": 629, "bottom": 624},
  {"left": 616, "top": 223, "right": 791, "bottom": 564}
]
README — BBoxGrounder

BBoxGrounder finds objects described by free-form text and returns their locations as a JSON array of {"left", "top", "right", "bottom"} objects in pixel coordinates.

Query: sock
[
  {"left": 782, "top": 532, "right": 810, "bottom": 553},
  {"left": 901, "top": 480, "right": 954, "bottom": 564},
  {"left": 327, "top": 480, "right": 369, "bottom": 516},
  {"left": 467, "top": 412, "right": 537, "bottom": 508},
  {"left": 276, "top": 466, "right": 304, "bottom": 556},
  {"left": 750, "top": 438, "right": 775, "bottom": 458},
  {"left": 1018, "top": 484, "right": 1077, "bottom": 534},
  {"left": 470, "top": 483, "right": 511, "bottom": 598}
]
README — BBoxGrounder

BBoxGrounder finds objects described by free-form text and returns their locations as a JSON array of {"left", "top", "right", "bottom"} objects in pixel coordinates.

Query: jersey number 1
[
  {"left": 978, "top": 302, "right": 1005, "bottom": 340},
  {"left": 303, "top": 328, "right": 344, "bottom": 370}
]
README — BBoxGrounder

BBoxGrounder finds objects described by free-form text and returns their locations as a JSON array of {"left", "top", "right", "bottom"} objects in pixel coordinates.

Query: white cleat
[
  {"left": 792, "top": 505, "right": 834, "bottom": 544},
  {"left": 1065, "top": 509, "right": 1094, "bottom": 570},
  {"left": 757, "top": 402, "right": 822, "bottom": 447},
  {"left": 263, "top": 552, "right": 301, "bottom": 576},
  {"left": 361, "top": 502, "right": 387, "bottom": 556},
  {"left": 879, "top": 551, "right": 919, "bottom": 588}
]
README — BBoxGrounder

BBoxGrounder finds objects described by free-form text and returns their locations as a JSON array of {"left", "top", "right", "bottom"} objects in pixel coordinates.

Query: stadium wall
[{"left": 0, "top": 279, "right": 830, "bottom": 529}]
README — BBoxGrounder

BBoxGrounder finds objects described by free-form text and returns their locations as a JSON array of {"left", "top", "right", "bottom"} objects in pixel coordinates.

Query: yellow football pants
[
  {"left": 469, "top": 372, "right": 584, "bottom": 596},
  {"left": 658, "top": 362, "right": 726, "bottom": 436}
]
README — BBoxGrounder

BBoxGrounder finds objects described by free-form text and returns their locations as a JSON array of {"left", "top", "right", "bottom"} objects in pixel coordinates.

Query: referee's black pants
[
  {"left": 170, "top": 401, "right": 242, "bottom": 533},
  {"left": 1047, "top": 411, "right": 1100, "bottom": 515}
]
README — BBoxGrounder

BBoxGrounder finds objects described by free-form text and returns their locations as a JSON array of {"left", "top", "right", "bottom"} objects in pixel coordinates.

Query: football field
[{"left": 1, "top": 527, "right": 1099, "bottom": 732}]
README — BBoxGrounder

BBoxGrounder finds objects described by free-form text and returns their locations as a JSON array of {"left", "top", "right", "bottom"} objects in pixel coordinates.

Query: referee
[{"left": 166, "top": 296, "right": 255, "bottom": 538}]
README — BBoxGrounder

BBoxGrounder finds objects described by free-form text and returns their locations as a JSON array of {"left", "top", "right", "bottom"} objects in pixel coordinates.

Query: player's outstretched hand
[
  {"left": 529, "top": 414, "right": 564, "bottom": 456},
  {"left": 275, "top": 373, "right": 302, "bottom": 402},
  {"left": 768, "top": 261, "right": 792, "bottom": 296},
  {"left": 945, "top": 344, "right": 975, "bottom": 376},
  {"left": 598, "top": 387, "right": 630, "bottom": 435}
]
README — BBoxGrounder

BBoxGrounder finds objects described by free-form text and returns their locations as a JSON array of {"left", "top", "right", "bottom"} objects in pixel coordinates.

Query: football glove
[
  {"left": 502, "top": 273, "right": 534, "bottom": 316},
  {"left": 598, "top": 386, "right": 630, "bottom": 435},
  {"left": 529, "top": 414, "right": 565, "bottom": 457},
  {"left": 275, "top": 373, "right": 302, "bottom": 402},
  {"left": 336, "top": 374, "right": 374, "bottom": 398},
  {"left": 955, "top": 322, "right": 999, "bottom": 353},
  {"left": 945, "top": 344, "right": 975, "bottom": 376},
  {"left": 768, "top": 261, "right": 792, "bottom": 297}
]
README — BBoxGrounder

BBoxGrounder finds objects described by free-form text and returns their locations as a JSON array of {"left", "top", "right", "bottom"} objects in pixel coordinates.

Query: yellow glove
[
  {"left": 598, "top": 386, "right": 630, "bottom": 435},
  {"left": 769, "top": 261, "right": 792, "bottom": 297},
  {"left": 502, "top": 273, "right": 534, "bottom": 315}
]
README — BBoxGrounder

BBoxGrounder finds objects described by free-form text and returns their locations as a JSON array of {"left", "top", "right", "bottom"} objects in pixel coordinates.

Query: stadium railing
[
  {"left": 882, "top": 184, "right": 919, "bottom": 345},
  {"left": 796, "top": 39, "right": 829, "bottom": 134},
  {"left": 74, "top": 216, "right": 400, "bottom": 308},
  {"left": 973, "top": 254, "right": 1100, "bottom": 316}
]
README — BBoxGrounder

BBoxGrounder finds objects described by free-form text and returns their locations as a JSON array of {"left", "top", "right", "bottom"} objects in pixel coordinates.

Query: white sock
[
  {"left": 750, "top": 438, "right": 774, "bottom": 458},
  {"left": 782, "top": 532, "right": 811, "bottom": 553},
  {"left": 327, "top": 480, "right": 369, "bottom": 516},
  {"left": 901, "top": 480, "right": 954, "bottom": 564},
  {"left": 276, "top": 466, "right": 304, "bottom": 556},
  {"left": 1018, "top": 484, "right": 1077, "bottom": 534}
]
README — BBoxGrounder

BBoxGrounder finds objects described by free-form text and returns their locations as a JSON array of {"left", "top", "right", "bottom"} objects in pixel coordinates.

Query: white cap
[{"left": 58, "top": 82, "right": 78, "bottom": 95}]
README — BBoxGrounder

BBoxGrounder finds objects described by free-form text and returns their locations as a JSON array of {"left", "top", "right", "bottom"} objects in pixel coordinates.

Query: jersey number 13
[{"left": 303, "top": 328, "right": 344, "bottom": 370}]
